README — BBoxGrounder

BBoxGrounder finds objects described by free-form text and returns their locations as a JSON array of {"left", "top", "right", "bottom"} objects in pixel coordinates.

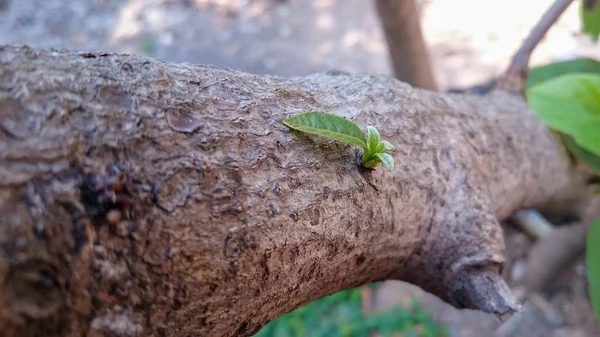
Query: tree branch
[
  {"left": 498, "top": 0, "right": 575, "bottom": 92},
  {"left": 374, "top": 0, "right": 438, "bottom": 91},
  {"left": 0, "top": 45, "right": 592, "bottom": 337}
]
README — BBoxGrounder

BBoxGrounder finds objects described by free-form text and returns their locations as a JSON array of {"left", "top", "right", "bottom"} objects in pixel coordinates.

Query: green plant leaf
[
  {"left": 587, "top": 217, "right": 600, "bottom": 323},
  {"left": 367, "top": 126, "right": 381, "bottom": 153},
  {"left": 374, "top": 153, "right": 394, "bottom": 170},
  {"left": 380, "top": 140, "right": 394, "bottom": 152},
  {"left": 375, "top": 140, "right": 395, "bottom": 153},
  {"left": 363, "top": 159, "right": 378, "bottom": 169},
  {"left": 528, "top": 58, "right": 600, "bottom": 88},
  {"left": 526, "top": 73, "right": 600, "bottom": 156},
  {"left": 581, "top": 0, "right": 600, "bottom": 39},
  {"left": 562, "top": 134, "right": 600, "bottom": 172},
  {"left": 283, "top": 112, "right": 368, "bottom": 149}
]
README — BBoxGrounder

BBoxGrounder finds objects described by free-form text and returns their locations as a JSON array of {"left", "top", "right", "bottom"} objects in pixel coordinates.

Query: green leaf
[
  {"left": 367, "top": 126, "right": 381, "bottom": 153},
  {"left": 374, "top": 153, "right": 394, "bottom": 170},
  {"left": 581, "top": 0, "right": 600, "bottom": 39},
  {"left": 283, "top": 112, "right": 367, "bottom": 149},
  {"left": 375, "top": 140, "right": 395, "bottom": 153},
  {"left": 562, "top": 134, "right": 600, "bottom": 172},
  {"left": 587, "top": 217, "right": 600, "bottom": 324},
  {"left": 526, "top": 73, "right": 600, "bottom": 156},
  {"left": 363, "top": 159, "right": 379, "bottom": 169},
  {"left": 380, "top": 140, "right": 394, "bottom": 152},
  {"left": 528, "top": 58, "right": 600, "bottom": 88}
]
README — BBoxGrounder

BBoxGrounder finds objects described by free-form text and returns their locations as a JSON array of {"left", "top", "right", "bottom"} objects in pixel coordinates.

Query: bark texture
[
  {"left": 0, "top": 45, "right": 591, "bottom": 337},
  {"left": 374, "top": 0, "right": 438, "bottom": 90}
]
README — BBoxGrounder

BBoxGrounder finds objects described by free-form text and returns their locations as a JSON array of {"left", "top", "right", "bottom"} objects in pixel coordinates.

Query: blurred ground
[
  {"left": 2, "top": 0, "right": 600, "bottom": 89},
  {"left": 369, "top": 224, "right": 600, "bottom": 337},
  {"left": 1, "top": 0, "right": 600, "bottom": 336}
]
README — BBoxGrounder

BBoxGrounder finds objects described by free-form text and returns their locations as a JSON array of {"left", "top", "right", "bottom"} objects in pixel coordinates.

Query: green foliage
[
  {"left": 283, "top": 112, "right": 395, "bottom": 170},
  {"left": 581, "top": 0, "right": 600, "bottom": 39},
  {"left": 526, "top": 73, "right": 600, "bottom": 168},
  {"left": 527, "top": 58, "right": 600, "bottom": 88},
  {"left": 587, "top": 218, "right": 600, "bottom": 323},
  {"left": 561, "top": 134, "right": 600, "bottom": 172},
  {"left": 527, "top": 59, "right": 600, "bottom": 326},
  {"left": 368, "top": 126, "right": 381, "bottom": 154},
  {"left": 253, "top": 287, "right": 447, "bottom": 337},
  {"left": 369, "top": 153, "right": 394, "bottom": 170},
  {"left": 283, "top": 112, "right": 368, "bottom": 148}
]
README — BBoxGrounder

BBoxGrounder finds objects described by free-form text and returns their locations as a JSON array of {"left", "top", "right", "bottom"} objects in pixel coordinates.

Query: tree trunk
[
  {"left": 374, "top": 0, "right": 438, "bottom": 90},
  {"left": 0, "top": 45, "right": 592, "bottom": 337}
]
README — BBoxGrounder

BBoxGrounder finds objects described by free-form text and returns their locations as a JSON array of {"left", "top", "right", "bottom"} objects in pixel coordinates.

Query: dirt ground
[
  {"left": 3, "top": 0, "right": 600, "bottom": 89},
  {"left": 1, "top": 0, "right": 599, "bottom": 336}
]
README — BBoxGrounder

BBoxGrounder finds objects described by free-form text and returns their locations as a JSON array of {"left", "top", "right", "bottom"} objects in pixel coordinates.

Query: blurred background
[
  {"left": 2, "top": 0, "right": 600, "bottom": 336},
  {"left": 2, "top": 0, "right": 600, "bottom": 89}
]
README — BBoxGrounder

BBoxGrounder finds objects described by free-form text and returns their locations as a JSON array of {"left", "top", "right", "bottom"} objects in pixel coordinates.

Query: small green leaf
[
  {"left": 587, "top": 217, "right": 600, "bottom": 323},
  {"left": 375, "top": 140, "right": 395, "bottom": 153},
  {"left": 527, "top": 73, "right": 600, "bottom": 156},
  {"left": 374, "top": 153, "right": 394, "bottom": 170},
  {"left": 380, "top": 140, "right": 394, "bottom": 152},
  {"left": 368, "top": 126, "right": 381, "bottom": 153},
  {"left": 283, "top": 112, "right": 368, "bottom": 149},
  {"left": 363, "top": 159, "right": 378, "bottom": 169},
  {"left": 581, "top": 0, "right": 600, "bottom": 39},
  {"left": 528, "top": 58, "right": 600, "bottom": 88}
]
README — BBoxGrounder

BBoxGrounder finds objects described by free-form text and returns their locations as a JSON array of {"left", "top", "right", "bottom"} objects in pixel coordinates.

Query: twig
[
  {"left": 529, "top": 293, "right": 565, "bottom": 327},
  {"left": 361, "top": 285, "right": 375, "bottom": 314},
  {"left": 374, "top": 0, "right": 439, "bottom": 91},
  {"left": 497, "top": 0, "right": 575, "bottom": 92},
  {"left": 525, "top": 224, "right": 588, "bottom": 291},
  {"left": 513, "top": 210, "right": 554, "bottom": 239}
]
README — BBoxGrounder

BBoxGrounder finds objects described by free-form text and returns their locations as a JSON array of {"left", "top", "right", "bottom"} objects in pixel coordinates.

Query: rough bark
[
  {"left": 0, "top": 45, "right": 592, "bottom": 337},
  {"left": 374, "top": 0, "right": 438, "bottom": 91}
]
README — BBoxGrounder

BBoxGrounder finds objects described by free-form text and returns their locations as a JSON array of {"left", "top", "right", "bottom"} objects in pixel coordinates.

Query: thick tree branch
[{"left": 0, "top": 45, "right": 592, "bottom": 337}]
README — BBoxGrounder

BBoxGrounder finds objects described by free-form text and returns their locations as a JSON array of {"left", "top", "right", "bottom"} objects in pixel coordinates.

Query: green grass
[{"left": 253, "top": 284, "right": 448, "bottom": 337}]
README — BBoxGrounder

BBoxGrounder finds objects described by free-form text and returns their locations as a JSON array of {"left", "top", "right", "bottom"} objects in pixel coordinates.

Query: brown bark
[
  {"left": 374, "top": 0, "right": 438, "bottom": 91},
  {"left": 0, "top": 45, "right": 593, "bottom": 337}
]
